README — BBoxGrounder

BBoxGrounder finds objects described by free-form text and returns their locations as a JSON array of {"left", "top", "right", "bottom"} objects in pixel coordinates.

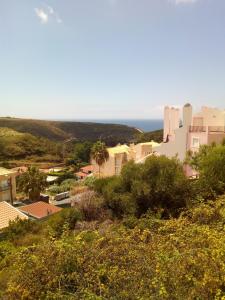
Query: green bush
[
  {"left": 94, "top": 156, "right": 192, "bottom": 218},
  {"left": 3, "top": 218, "right": 41, "bottom": 243},
  {"left": 83, "top": 176, "right": 96, "bottom": 189},
  {"left": 48, "top": 179, "right": 77, "bottom": 195},
  {"left": 3, "top": 200, "right": 225, "bottom": 300},
  {"left": 47, "top": 208, "right": 83, "bottom": 237},
  {"left": 188, "top": 143, "right": 225, "bottom": 199}
]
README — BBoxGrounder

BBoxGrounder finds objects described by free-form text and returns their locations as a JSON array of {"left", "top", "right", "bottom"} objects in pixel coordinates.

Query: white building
[{"left": 156, "top": 103, "right": 225, "bottom": 163}]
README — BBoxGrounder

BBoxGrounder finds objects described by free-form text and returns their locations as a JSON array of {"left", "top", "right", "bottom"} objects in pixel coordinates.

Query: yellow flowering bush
[{"left": 1, "top": 196, "right": 225, "bottom": 299}]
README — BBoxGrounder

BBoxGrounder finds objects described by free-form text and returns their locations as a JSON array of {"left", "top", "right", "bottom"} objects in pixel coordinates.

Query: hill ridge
[{"left": 0, "top": 117, "right": 138, "bottom": 142}]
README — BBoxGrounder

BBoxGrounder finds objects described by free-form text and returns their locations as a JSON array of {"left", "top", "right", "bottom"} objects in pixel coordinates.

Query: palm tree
[
  {"left": 18, "top": 166, "right": 48, "bottom": 201},
  {"left": 91, "top": 141, "right": 109, "bottom": 177}
]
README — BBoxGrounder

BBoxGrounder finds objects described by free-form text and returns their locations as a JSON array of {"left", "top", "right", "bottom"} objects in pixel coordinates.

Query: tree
[
  {"left": 18, "top": 166, "right": 48, "bottom": 201},
  {"left": 74, "top": 142, "right": 93, "bottom": 164},
  {"left": 131, "top": 155, "right": 192, "bottom": 217},
  {"left": 94, "top": 156, "right": 192, "bottom": 218},
  {"left": 188, "top": 143, "right": 225, "bottom": 199},
  {"left": 91, "top": 141, "right": 109, "bottom": 177},
  {"left": 0, "top": 138, "right": 6, "bottom": 158}
]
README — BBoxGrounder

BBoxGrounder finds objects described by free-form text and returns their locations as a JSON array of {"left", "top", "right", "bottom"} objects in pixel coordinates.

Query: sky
[{"left": 0, "top": 0, "right": 225, "bottom": 119}]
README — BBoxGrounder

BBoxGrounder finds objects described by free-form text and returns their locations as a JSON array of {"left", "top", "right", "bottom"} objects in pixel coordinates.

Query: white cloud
[
  {"left": 46, "top": 4, "right": 62, "bottom": 23},
  {"left": 170, "top": 0, "right": 199, "bottom": 4},
  {"left": 34, "top": 4, "right": 62, "bottom": 25},
  {"left": 46, "top": 5, "right": 54, "bottom": 15},
  {"left": 34, "top": 8, "right": 48, "bottom": 24}
]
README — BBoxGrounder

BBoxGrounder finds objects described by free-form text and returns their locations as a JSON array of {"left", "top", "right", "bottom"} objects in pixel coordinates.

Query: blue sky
[{"left": 0, "top": 0, "right": 225, "bottom": 119}]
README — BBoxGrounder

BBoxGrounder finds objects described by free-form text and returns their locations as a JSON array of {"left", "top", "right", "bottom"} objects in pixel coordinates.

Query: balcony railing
[
  {"left": 189, "top": 126, "right": 206, "bottom": 133},
  {"left": 208, "top": 126, "right": 225, "bottom": 133},
  {"left": 189, "top": 126, "right": 225, "bottom": 133}
]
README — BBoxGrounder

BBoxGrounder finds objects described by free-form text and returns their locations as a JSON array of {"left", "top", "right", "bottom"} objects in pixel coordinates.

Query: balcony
[
  {"left": 189, "top": 126, "right": 206, "bottom": 133},
  {"left": 189, "top": 126, "right": 225, "bottom": 133},
  {"left": 208, "top": 126, "right": 225, "bottom": 133}
]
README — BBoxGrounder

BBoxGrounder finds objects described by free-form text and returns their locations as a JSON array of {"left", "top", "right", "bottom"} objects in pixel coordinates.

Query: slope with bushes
[
  {"left": 1, "top": 195, "right": 225, "bottom": 299},
  {"left": 0, "top": 142, "right": 225, "bottom": 299},
  {"left": 0, "top": 127, "right": 63, "bottom": 164},
  {"left": 0, "top": 117, "right": 139, "bottom": 143}
]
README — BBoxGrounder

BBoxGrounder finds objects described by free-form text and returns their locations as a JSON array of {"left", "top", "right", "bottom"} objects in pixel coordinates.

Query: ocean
[{"left": 76, "top": 119, "right": 163, "bottom": 132}]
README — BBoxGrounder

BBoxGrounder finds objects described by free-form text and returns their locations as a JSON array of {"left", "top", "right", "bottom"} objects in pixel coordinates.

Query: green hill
[
  {"left": 0, "top": 117, "right": 139, "bottom": 142},
  {"left": 135, "top": 129, "right": 163, "bottom": 143},
  {"left": 0, "top": 127, "right": 63, "bottom": 164},
  {"left": 0, "top": 127, "right": 24, "bottom": 137}
]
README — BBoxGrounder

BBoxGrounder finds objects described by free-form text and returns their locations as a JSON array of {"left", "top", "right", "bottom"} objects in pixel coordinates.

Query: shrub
[
  {"left": 188, "top": 143, "right": 225, "bottom": 199},
  {"left": 93, "top": 176, "right": 116, "bottom": 194},
  {"left": 4, "top": 207, "right": 225, "bottom": 300},
  {"left": 47, "top": 208, "right": 83, "bottom": 237},
  {"left": 83, "top": 176, "right": 96, "bottom": 189},
  {"left": 74, "top": 193, "right": 108, "bottom": 221},
  {"left": 94, "top": 156, "right": 192, "bottom": 218},
  {"left": 48, "top": 179, "right": 77, "bottom": 195},
  {"left": 3, "top": 218, "right": 41, "bottom": 243}
]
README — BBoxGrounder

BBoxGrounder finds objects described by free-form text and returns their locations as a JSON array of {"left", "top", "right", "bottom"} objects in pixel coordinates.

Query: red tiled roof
[
  {"left": 75, "top": 172, "right": 88, "bottom": 178},
  {"left": 80, "top": 165, "right": 94, "bottom": 173},
  {"left": 19, "top": 201, "right": 62, "bottom": 219}
]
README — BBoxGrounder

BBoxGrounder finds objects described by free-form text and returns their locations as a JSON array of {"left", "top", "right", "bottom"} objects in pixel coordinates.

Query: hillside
[
  {"left": 0, "top": 141, "right": 225, "bottom": 299},
  {"left": 0, "top": 127, "right": 24, "bottom": 137},
  {"left": 0, "top": 117, "right": 139, "bottom": 142},
  {"left": 135, "top": 129, "right": 163, "bottom": 143},
  {"left": 0, "top": 127, "right": 63, "bottom": 164}
]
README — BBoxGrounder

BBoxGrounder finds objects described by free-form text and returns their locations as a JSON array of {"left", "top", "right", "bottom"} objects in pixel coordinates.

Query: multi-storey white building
[{"left": 156, "top": 103, "right": 225, "bottom": 165}]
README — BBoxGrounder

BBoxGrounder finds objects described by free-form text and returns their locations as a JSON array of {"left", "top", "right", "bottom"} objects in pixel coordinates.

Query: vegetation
[
  {"left": 48, "top": 170, "right": 76, "bottom": 185},
  {"left": 66, "top": 141, "right": 93, "bottom": 168},
  {"left": 0, "top": 194, "right": 225, "bottom": 299},
  {"left": 47, "top": 207, "right": 83, "bottom": 237},
  {"left": 17, "top": 166, "right": 48, "bottom": 201},
  {"left": 135, "top": 129, "right": 163, "bottom": 143},
  {"left": 94, "top": 156, "right": 192, "bottom": 218},
  {"left": 0, "top": 141, "right": 225, "bottom": 299},
  {"left": 48, "top": 179, "right": 77, "bottom": 195},
  {"left": 0, "top": 121, "right": 162, "bottom": 165},
  {"left": 187, "top": 141, "right": 225, "bottom": 199},
  {"left": 0, "top": 127, "right": 63, "bottom": 164},
  {"left": 0, "top": 117, "right": 139, "bottom": 142},
  {"left": 91, "top": 141, "right": 109, "bottom": 177}
]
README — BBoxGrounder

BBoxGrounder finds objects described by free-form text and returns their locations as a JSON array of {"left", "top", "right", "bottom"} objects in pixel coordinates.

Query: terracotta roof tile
[
  {"left": 19, "top": 201, "right": 62, "bottom": 219},
  {"left": 80, "top": 165, "right": 94, "bottom": 173},
  {"left": 75, "top": 172, "right": 88, "bottom": 178}
]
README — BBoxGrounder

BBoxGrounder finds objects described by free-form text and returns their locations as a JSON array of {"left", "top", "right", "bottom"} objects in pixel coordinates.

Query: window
[{"left": 192, "top": 137, "right": 200, "bottom": 148}]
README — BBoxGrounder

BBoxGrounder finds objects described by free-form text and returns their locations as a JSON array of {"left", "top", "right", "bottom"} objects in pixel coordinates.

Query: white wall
[{"left": 155, "top": 126, "right": 188, "bottom": 161}]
